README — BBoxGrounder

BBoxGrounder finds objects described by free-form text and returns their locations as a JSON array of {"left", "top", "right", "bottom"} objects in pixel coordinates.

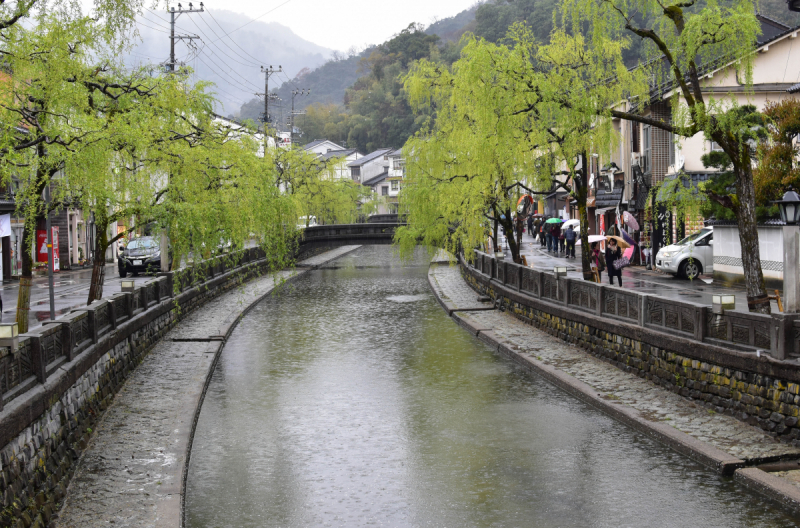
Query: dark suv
[{"left": 118, "top": 237, "right": 169, "bottom": 277}]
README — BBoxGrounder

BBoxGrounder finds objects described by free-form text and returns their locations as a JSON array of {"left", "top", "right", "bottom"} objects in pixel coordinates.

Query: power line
[
  {"left": 208, "top": 0, "right": 294, "bottom": 43},
  {"left": 205, "top": 9, "right": 264, "bottom": 67},
  {"left": 195, "top": 44, "right": 262, "bottom": 91},
  {"left": 184, "top": 14, "right": 262, "bottom": 70}
]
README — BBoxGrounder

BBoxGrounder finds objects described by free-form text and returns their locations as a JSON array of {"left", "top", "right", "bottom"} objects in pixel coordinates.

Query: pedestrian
[
  {"left": 558, "top": 227, "right": 566, "bottom": 254},
  {"left": 606, "top": 238, "right": 623, "bottom": 287},
  {"left": 591, "top": 242, "right": 605, "bottom": 281},
  {"left": 515, "top": 214, "right": 524, "bottom": 242},
  {"left": 549, "top": 225, "right": 558, "bottom": 252},
  {"left": 527, "top": 215, "right": 534, "bottom": 238},
  {"left": 565, "top": 225, "right": 577, "bottom": 258},
  {"left": 539, "top": 221, "right": 546, "bottom": 247}
]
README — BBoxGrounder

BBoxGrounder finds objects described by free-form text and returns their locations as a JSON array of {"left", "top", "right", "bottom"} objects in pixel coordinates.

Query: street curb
[
  {"left": 178, "top": 245, "right": 362, "bottom": 528},
  {"left": 428, "top": 261, "right": 800, "bottom": 515}
]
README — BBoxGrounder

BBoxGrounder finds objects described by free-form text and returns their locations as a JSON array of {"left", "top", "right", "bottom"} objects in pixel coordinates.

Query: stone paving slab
[
  {"left": 52, "top": 246, "right": 360, "bottom": 528},
  {"left": 428, "top": 262, "right": 496, "bottom": 312},
  {"left": 430, "top": 263, "right": 800, "bottom": 463}
]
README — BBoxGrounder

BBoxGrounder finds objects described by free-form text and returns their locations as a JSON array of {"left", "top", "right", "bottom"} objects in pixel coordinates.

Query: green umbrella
[{"left": 545, "top": 218, "right": 563, "bottom": 224}]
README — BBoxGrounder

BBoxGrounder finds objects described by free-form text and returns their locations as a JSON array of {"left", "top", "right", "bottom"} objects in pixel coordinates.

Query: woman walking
[
  {"left": 605, "top": 238, "right": 623, "bottom": 287},
  {"left": 591, "top": 242, "right": 604, "bottom": 282}
]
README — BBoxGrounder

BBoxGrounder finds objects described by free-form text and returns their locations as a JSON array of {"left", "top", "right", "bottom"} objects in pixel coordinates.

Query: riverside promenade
[
  {"left": 428, "top": 256, "right": 800, "bottom": 511},
  {"left": 50, "top": 246, "right": 361, "bottom": 528}
]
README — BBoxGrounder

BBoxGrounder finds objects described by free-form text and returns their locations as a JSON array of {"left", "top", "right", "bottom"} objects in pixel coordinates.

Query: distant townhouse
[
  {"left": 318, "top": 148, "right": 362, "bottom": 179},
  {"left": 348, "top": 148, "right": 393, "bottom": 184},
  {"left": 303, "top": 139, "right": 345, "bottom": 156}
]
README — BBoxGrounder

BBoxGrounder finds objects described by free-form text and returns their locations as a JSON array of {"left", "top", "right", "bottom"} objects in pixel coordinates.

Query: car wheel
[
  {"left": 680, "top": 259, "right": 701, "bottom": 280},
  {"left": 119, "top": 267, "right": 127, "bottom": 278}
]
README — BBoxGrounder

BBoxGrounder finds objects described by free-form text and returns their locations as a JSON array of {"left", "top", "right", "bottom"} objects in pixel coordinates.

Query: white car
[
  {"left": 655, "top": 227, "right": 714, "bottom": 280},
  {"left": 296, "top": 216, "right": 318, "bottom": 229}
]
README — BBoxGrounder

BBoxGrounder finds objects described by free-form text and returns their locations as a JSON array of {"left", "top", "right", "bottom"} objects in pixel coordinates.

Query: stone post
[{"left": 784, "top": 226, "right": 800, "bottom": 312}]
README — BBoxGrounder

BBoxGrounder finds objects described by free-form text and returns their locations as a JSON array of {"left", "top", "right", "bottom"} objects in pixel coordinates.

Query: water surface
[{"left": 186, "top": 246, "right": 798, "bottom": 527}]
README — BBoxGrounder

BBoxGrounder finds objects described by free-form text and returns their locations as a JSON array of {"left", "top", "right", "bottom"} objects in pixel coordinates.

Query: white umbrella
[
  {"left": 563, "top": 219, "right": 580, "bottom": 229},
  {"left": 576, "top": 234, "right": 606, "bottom": 246}
]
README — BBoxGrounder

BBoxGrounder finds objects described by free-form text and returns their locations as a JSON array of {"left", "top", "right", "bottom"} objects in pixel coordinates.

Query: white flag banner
[{"left": 0, "top": 214, "right": 10, "bottom": 238}]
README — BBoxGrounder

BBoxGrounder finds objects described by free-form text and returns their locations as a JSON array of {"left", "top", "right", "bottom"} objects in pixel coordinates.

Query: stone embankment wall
[
  {"left": 0, "top": 249, "right": 268, "bottom": 528},
  {"left": 461, "top": 252, "right": 800, "bottom": 454}
]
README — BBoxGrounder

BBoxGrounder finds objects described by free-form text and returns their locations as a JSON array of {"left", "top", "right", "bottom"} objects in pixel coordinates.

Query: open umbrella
[
  {"left": 562, "top": 219, "right": 580, "bottom": 230},
  {"left": 622, "top": 211, "right": 640, "bottom": 231},
  {"left": 545, "top": 217, "right": 563, "bottom": 224},
  {"left": 576, "top": 234, "right": 606, "bottom": 246},
  {"left": 606, "top": 235, "right": 631, "bottom": 249},
  {"left": 623, "top": 246, "right": 635, "bottom": 260}
]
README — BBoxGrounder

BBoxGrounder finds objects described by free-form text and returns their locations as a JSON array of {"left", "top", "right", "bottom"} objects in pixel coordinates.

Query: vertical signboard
[{"left": 36, "top": 227, "right": 60, "bottom": 271}]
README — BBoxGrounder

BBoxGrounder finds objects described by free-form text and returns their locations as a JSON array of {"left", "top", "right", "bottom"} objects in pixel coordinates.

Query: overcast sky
[{"left": 195, "top": 0, "right": 477, "bottom": 50}]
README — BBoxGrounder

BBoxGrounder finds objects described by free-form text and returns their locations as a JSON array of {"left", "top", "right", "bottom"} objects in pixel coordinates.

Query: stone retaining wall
[
  {"left": 461, "top": 254, "right": 800, "bottom": 456},
  {"left": 0, "top": 248, "right": 268, "bottom": 528}
]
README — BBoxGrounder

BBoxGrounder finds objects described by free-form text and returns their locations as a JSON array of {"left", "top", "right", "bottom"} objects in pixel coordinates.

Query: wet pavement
[
  {"left": 0, "top": 264, "right": 158, "bottom": 329},
  {"left": 499, "top": 229, "right": 781, "bottom": 314}
]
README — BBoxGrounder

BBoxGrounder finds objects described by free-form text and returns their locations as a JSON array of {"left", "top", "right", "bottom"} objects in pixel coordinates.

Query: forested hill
[{"left": 234, "top": 0, "right": 800, "bottom": 152}]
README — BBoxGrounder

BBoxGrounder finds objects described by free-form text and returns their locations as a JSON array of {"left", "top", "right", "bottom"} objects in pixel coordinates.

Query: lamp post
[{"left": 774, "top": 188, "right": 800, "bottom": 312}]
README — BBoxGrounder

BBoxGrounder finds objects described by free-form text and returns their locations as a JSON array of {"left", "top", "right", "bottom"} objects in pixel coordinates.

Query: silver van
[{"left": 655, "top": 226, "right": 714, "bottom": 280}]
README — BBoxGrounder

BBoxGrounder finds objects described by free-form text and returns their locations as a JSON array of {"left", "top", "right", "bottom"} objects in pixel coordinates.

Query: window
[
  {"left": 710, "top": 141, "right": 724, "bottom": 152},
  {"left": 391, "top": 180, "right": 399, "bottom": 191},
  {"left": 351, "top": 166, "right": 361, "bottom": 179},
  {"left": 384, "top": 155, "right": 389, "bottom": 160},
  {"left": 669, "top": 132, "right": 676, "bottom": 167},
  {"left": 642, "top": 124, "right": 652, "bottom": 174},
  {"left": 381, "top": 186, "right": 389, "bottom": 196}
]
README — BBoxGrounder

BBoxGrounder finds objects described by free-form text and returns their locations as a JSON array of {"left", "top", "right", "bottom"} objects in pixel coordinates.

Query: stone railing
[
  {"left": 469, "top": 250, "right": 793, "bottom": 359},
  {"left": 461, "top": 250, "right": 800, "bottom": 445},
  {"left": 0, "top": 246, "right": 266, "bottom": 414}
]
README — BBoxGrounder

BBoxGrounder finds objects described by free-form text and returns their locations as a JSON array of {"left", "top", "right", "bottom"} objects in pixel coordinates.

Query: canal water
[{"left": 186, "top": 246, "right": 798, "bottom": 527}]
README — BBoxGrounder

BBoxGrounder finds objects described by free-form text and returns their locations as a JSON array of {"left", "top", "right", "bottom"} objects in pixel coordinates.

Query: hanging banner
[{"left": 0, "top": 214, "right": 10, "bottom": 238}]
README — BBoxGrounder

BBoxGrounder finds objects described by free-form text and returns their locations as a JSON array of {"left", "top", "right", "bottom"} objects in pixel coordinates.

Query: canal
[{"left": 186, "top": 246, "right": 797, "bottom": 527}]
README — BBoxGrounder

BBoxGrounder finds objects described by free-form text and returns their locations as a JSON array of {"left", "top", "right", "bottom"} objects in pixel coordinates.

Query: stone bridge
[{"left": 297, "top": 222, "right": 403, "bottom": 257}]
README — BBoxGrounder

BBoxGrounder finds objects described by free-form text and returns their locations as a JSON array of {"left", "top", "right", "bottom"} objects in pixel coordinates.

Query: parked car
[
  {"left": 655, "top": 227, "right": 714, "bottom": 280},
  {"left": 297, "top": 215, "right": 318, "bottom": 229},
  {"left": 118, "top": 236, "right": 170, "bottom": 277}
]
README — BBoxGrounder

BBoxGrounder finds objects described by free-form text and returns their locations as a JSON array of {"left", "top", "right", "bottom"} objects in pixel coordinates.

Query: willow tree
[
  {"left": 0, "top": 14, "right": 146, "bottom": 331},
  {"left": 396, "top": 31, "right": 548, "bottom": 263},
  {"left": 272, "top": 148, "right": 374, "bottom": 227},
  {"left": 396, "top": 26, "right": 637, "bottom": 270},
  {"left": 560, "top": 0, "right": 769, "bottom": 312}
]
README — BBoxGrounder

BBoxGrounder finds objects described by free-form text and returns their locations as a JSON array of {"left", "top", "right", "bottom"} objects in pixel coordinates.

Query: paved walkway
[
  {"left": 51, "top": 246, "right": 360, "bottom": 528},
  {"left": 429, "top": 261, "right": 800, "bottom": 463}
]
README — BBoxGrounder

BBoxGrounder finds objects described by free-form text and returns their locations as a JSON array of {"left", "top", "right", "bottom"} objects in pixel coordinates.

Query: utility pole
[
  {"left": 256, "top": 65, "right": 282, "bottom": 131},
  {"left": 167, "top": 2, "right": 204, "bottom": 73},
  {"left": 290, "top": 89, "right": 310, "bottom": 146}
]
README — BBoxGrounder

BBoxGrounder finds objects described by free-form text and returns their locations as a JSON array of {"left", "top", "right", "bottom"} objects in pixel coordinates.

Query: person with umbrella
[{"left": 605, "top": 236, "right": 628, "bottom": 287}]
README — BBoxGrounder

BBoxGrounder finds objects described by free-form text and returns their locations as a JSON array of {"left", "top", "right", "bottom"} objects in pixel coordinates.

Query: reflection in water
[{"left": 186, "top": 246, "right": 796, "bottom": 527}]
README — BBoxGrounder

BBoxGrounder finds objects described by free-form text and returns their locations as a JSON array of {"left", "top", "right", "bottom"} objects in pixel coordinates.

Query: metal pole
[
  {"left": 169, "top": 8, "right": 175, "bottom": 73},
  {"left": 44, "top": 186, "right": 55, "bottom": 319}
]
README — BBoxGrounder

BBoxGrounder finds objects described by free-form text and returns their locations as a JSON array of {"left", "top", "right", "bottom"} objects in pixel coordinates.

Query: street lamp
[
  {"left": 774, "top": 188, "right": 800, "bottom": 225},
  {"left": 0, "top": 322, "right": 19, "bottom": 352},
  {"left": 774, "top": 188, "right": 800, "bottom": 312}
]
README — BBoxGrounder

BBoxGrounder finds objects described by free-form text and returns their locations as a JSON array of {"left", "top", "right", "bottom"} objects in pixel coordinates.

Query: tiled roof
[
  {"left": 362, "top": 171, "right": 389, "bottom": 187},
  {"left": 595, "top": 187, "right": 624, "bottom": 209},
  {"left": 789, "top": 82, "right": 800, "bottom": 94},
  {"left": 318, "top": 148, "right": 358, "bottom": 161},
  {"left": 388, "top": 148, "right": 403, "bottom": 157},
  {"left": 348, "top": 148, "right": 392, "bottom": 167}
]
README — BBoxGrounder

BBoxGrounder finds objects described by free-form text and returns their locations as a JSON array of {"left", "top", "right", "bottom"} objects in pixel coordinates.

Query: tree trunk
[
  {"left": 497, "top": 206, "right": 520, "bottom": 263},
  {"left": 576, "top": 153, "right": 593, "bottom": 280},
  {"left": 734, "top": 162, "right": 771, "bottom": 314},
  {"left": 87, "top": 219, "right": 110, "bottom": 305},
  {"left": 15, "top": 219, "right": 35, "bottom": 334}
]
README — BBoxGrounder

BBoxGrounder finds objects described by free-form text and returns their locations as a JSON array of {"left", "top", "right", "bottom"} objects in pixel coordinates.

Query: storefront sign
[{"left": 36, "top": 227, "right": 60, "bottom": 271}]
